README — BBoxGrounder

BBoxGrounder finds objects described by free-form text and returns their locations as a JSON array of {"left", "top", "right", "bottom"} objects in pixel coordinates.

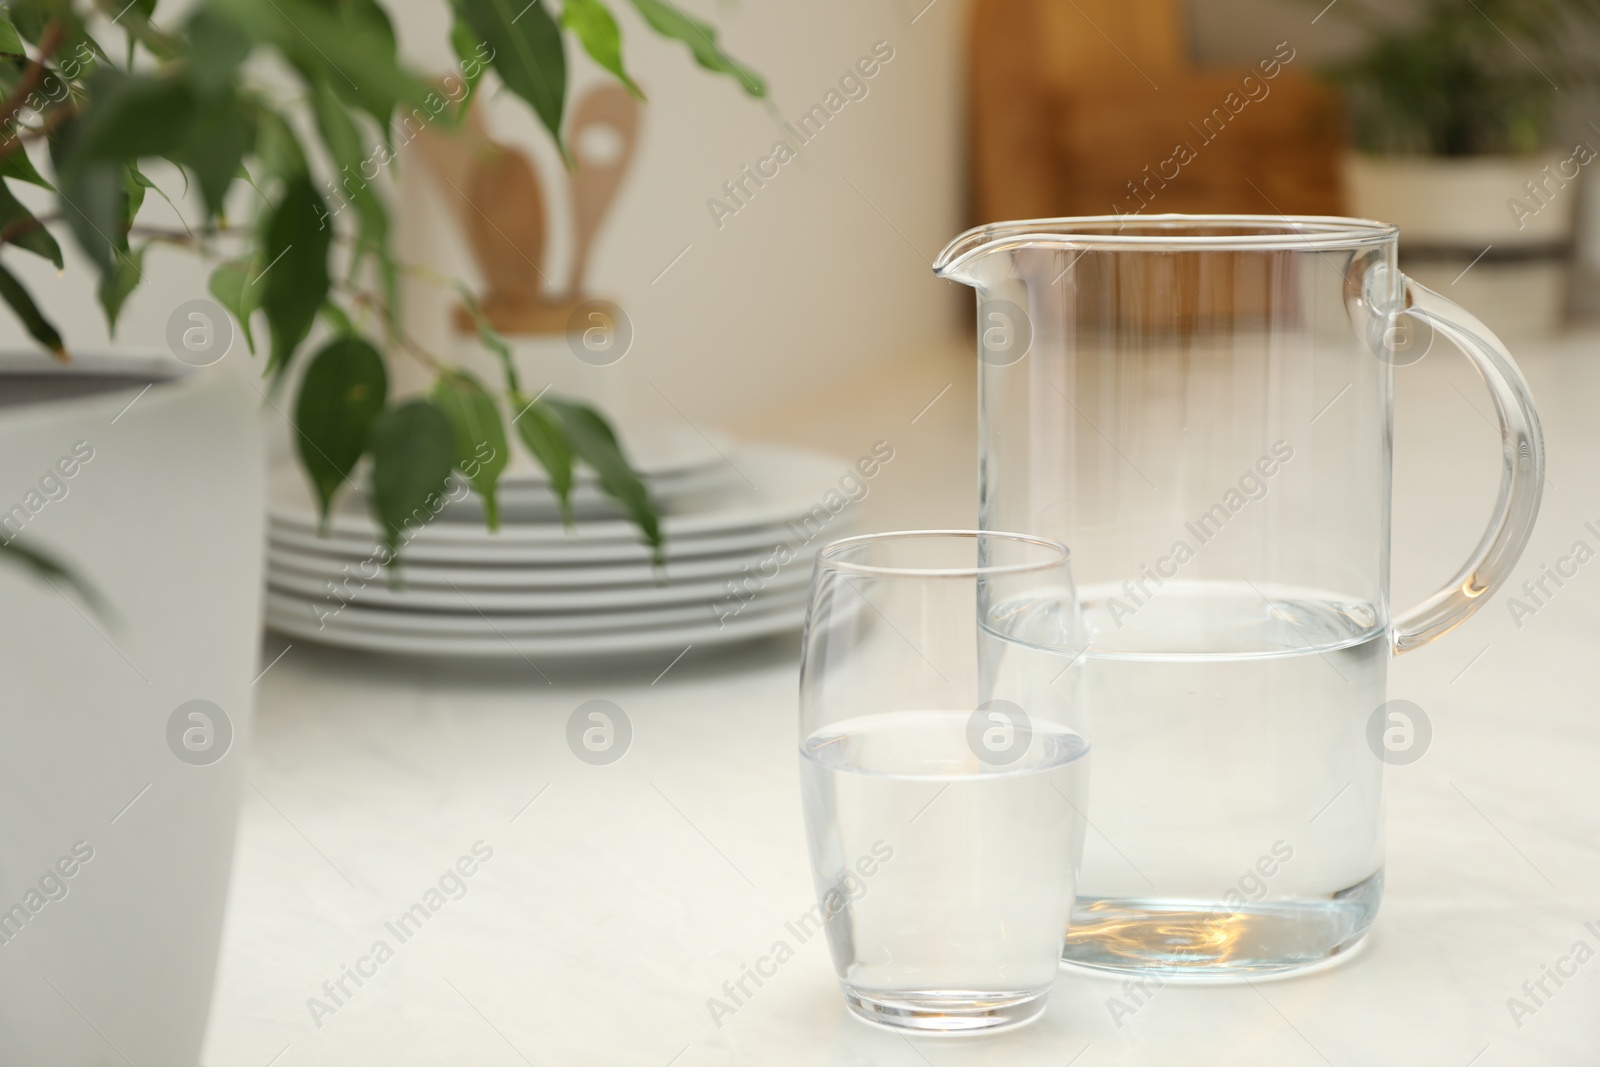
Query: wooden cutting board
[{"left": 968, "top": 0, "right": 1345, "bottom": 224}]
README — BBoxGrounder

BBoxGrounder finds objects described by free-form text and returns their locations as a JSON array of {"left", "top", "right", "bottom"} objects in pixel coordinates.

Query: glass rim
[
  {"left": 934, "top": 213, "right": 1399, "bottom": 275},
  {"left": 815, "top": 529, "right": 1071, "bottom": 579}
]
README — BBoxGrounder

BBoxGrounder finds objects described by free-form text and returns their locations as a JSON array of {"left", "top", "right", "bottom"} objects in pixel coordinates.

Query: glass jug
[{"left": 933, "top": 216, "right": 1544, "bottom": 978}]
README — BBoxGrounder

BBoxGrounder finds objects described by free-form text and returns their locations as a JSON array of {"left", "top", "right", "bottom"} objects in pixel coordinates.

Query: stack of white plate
[
  {"left": 431, "top": 425, "right": 746, "bottom": 526},
  {"left": 264, "top": 433, "right": 854, "bottom": 658}
]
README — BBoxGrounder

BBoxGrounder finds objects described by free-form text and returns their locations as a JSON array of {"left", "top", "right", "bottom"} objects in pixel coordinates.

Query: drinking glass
[{"left": 798, "top": 530, "right": 1089, "bottom": 1033}]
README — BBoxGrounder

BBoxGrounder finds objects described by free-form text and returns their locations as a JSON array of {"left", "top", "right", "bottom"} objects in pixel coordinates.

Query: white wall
[{"left": 0, "top": 0, "right": 968, "bottom": 437}]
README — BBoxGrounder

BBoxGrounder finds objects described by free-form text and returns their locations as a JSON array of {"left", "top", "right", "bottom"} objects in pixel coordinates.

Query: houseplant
[
  {"left": 0, "top": 1, "right": 761, "bottom": 1060},
  {"left": 0, "top": 0, "right": 763, "bottom": 582},
  {"left": 1320, "top": 0, "right": 1600, "bottom": 334}
]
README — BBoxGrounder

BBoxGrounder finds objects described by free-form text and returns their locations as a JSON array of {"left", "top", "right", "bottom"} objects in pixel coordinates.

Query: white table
[{"left": 205, "top": 334, "right": 1600, "bottom": 1067}]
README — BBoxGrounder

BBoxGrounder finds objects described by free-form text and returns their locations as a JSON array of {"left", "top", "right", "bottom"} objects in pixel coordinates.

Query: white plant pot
[
  {"left": 1343, "top": 150, "right": 1582, "bottom": 336},
  {"left": 0, "top": 354, "right": 263, "bottom": 1066}
]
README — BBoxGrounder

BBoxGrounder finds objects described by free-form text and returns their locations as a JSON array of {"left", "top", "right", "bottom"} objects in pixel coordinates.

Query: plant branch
[
  {"left": 0, "top": 21, "right": 69, "bottom": 165},
  {"left": 342, "top": 286, "right": 444, "bottom": 373},
  {"left": 18, "top": 102, "right": 79, "bottom": 145}
]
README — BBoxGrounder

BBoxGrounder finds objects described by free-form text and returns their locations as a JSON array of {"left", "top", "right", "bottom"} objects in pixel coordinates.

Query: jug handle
[{"left": 1390, "top": 275, "right": 1546, "bottom": 654}]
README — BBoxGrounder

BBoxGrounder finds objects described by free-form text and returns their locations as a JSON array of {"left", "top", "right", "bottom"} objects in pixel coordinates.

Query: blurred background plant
[
  {"left": 0, "top": 0, "right": 763, "bottom": 581},
  {"left": 1319, "top": 0, "right": 1600, "bottom": 155}
]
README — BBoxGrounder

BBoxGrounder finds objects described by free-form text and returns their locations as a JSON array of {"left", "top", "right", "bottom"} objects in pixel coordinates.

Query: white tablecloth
[{"left": 205, "top": 334, "right": 1600, "bottom": 1066}]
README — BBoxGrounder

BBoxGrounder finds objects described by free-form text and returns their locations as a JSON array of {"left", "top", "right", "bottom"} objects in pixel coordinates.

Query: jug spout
[
  {"left": 932, "top": 221, "right": 1022, "bottom": 289},
  {"left": 936, "top": 216, "right": 1147, "bottom": 316},
  {"left": 934, "top": 217, "right": 1101, "bottom": 289}
]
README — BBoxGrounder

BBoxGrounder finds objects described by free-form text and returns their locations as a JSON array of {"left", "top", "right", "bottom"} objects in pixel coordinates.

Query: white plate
[
  {"left": 267, "top": 561, "right": 811, "bottom": 611},
  {"left": 268, "top": 541, "right": 817, "bottom": 589},
  {"left": 268, "top": 520, "right": 815, "bottom": 566},
  {"left": 264, "top": 587, "right": 805, "bottom": 637},
  {"left": 434, "top": 463, "right": 737, "bottom": 524},
  {"left": 270, "top": 443, "right": 851, "bottom": 547},
  {"left": 497, "top": 423, "right": 733, "bottom": 486},
  {"left": 264, "top": 598, "right": 806, "bottom": 658}
]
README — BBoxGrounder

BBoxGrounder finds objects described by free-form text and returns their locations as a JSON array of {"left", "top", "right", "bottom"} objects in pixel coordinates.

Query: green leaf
[
  {"left": 0, "top": 179, "right": 61, "bottom": 268},
  {"left": 99, "top": 0, "right": 178, "bottom": 61},
  {"left": 8, "top": 0, "right": 106, "bottom": 62},
  {"left": 58, "top": 164, "right": 125, "bottom": 274},
  {"left": 61, "top": 70, "right": 197, "bottom": 176},
  {"left": 139, "top": 167, "right": 191, "bottom": 222},
  {"left": 209, "top": 257, "right": 261, "bottom": 354},
  {"left": 0, "top": 13, "right": 25, "bottom": 57},
  {"left": 337, "top": 0, "right": 395, "bottom": 47},
  {"left": 294, "top": 336, "right": 388, "bottom": 525},
  {"left": 0, "top": 538, "right": 107, "bottom": 617},
  {"left": 319, "top": 300, "right": 355, "bottom": 336},
  {"left": 332, "top": 0, "right": 401, "bottom": 128},
  {"left": 123, "top": 164, "right": 147, "bottom": 224},
  {"left": 3, "top": 0, "right": 58, "bottom": 43},
  {"left": 310, "top": 79, "right": 365, "bottom": 187},
  {"left": 367, "top": 399, "right": 457, "bottom": 557},
  {"left": 548, "top": 397, "right": 661, "bottom": 552},
  {"left": 431, "top": 370, "right": 509, "bottom": 530},
  {"left": 98, "top": 241, "right": 145, "bottom": 334},
  {"left": 4, "top": 2, "right": 43, "bottom": 44},
  {"left": 449, "top": 16, "right": 492, "bottom": 111},
  {"left": 458, "top": 0, "right": 568, "bottom": 158},
  {"left": 626, "top": 0, "right": 764, "bottom": 97},
  {"left": 211, "top": 0, "right": 431, "bottom": 121},
  {"left": 0, "top": 54, "right": 24, "bottom": 96},
  {"left": 562, "top": 0, "right": 643, "bottom": 99},
  {"left": 254, "top": 108, "right": 308, "bottom": 186},
  {"left": 511, "top": 396, "right": 574, "bottom": 525},
  {"left": 0, "top": 145, "right": 53, "bottom": 191},
  {"left": 181, "top": 92, "right": 253, "bottom": 219},
  {"left": 310, "top": 78, "right": 387, "bottom": 276},
  {"left": 0, "top": 260, "right": 63, "bottom": 357},
  {"left": 375, "top": 251, "right": 399, "bottom": 333},
  {"left": 51, "top": 120, "right": 128, "bottom": 276},
  {"left": 261, "top": 176, "right": 332, "bottom": 377},
  {"left": 185, "top": 6, "right": 253, "bottom": 95},
  {"left": 456, "top": 283, "right": 517, "bottom": 393}
]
